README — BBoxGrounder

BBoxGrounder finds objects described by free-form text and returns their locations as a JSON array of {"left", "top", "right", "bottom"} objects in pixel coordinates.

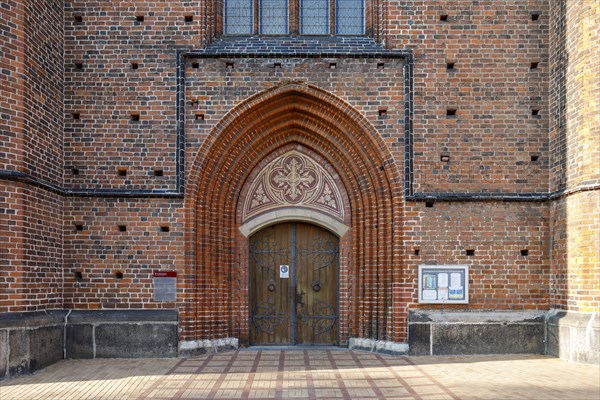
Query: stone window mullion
[
  {"left": 290, "top": 0, "right": 299, "bottom": 35},
  {"left": 330, "top": 0, "right": 336, "bottom": 35}
]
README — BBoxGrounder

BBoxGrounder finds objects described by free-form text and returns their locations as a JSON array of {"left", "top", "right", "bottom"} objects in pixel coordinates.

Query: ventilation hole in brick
[
  {"left": 153, "top": 169, "right": 163, "bottom": 177},
  {"left": 131, "top": 62, "right": 139, "bottom": 70},
  {"left": 184, "top": 15, "right": 193, "bottom": 22},
  {"left": 74, "top": 14, "right": 83, "bottom": 22},
  {"left": 531, "top": 13, "right": 540, "bottom": 21},
  {"left": 521, "top": 249, "right": 529, "bottom": 256},
  {"left": 440, "top": 155, "right": 450, "bottom": 162},
  {"left": 136, "top": 15, "right": 145, "bottom": 22},
  {"left": 118, "top": 225, "right": 127, "bottom": 232},
  {"left": 440, "top": 14, "right": 448, "bottom": 21},
  {"left": 466, "top": 249, "right": 475, "bottom": 256},
  {"left": 195, "top": 113, "right": 204, "bottom": 121},
  {"left": 117, "top": 168, "right": 127, "bottom": 177},
  {"left": 130, "top": 112, "right": 140, "bottom": 122},
  {"left": 72, "top": 112, "right": 80, "bottom": 120},
  {"left": 329, "top": 62, "right": 337, "bottom": 69},
  {"left": 115, "top": 271, "right": 124, "bottom": 279},
  {"left": 226, "top": 62, "right": 234, "bottom": 69},
  {"left": 72, "top": 167, "right": 80, "bottom": 175},
  {"left": 530, "top": 62, "right": 539, "bottom": 70},
  {"left": 531, "top": 109, "right": 540, "bottom": 116},
  {"left": 377, "top": 62, "right": 385, "bottom": 70},
  {"left": 425, "top": 201, "right": 434, "bottom": 208},
  {"left": 160, "top": 226, "right": 170, "bottom": 233},
  {"left": 378, "top": 109, "right": 387, "bottom": 117},
  {"left": 446, "top": 62, "right": 455, "bottom": 70},
  {"left": 274, "top": 62, "right": 282, "bottom": 69},
  {"left": 414, "top": 249, "right": 420, "bottom": 256},
  {"left": 531, "top": 155, "right": 539, "bottom": 162},
  {"left": 74, "top": 62, "right": 83, "bottom": 70},
  {"left": 192, "top": 62, "right": 200, "bottom": 69},
  {"left": 446, "top": 108, "right": 457, "bottom": 116},
  {"left": 379, "top": 165, "right": 385, "bottom": 171},
  {"left": 74, "top": 271, "right": 83, "bottom": 280},
  {"left": 75, "top": 224, "right": 83, "bottom": 231},
  {"left": 190, "top": 98, "right": 199, "bottom": 106}
]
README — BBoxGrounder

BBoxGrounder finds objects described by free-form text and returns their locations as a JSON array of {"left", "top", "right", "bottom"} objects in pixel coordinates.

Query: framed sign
[
  {"left": 153, "top": 271, "right": 177, "bottom": 302},
  {"left": 418, "top": 265, "right": 468, "bottom": 304}
]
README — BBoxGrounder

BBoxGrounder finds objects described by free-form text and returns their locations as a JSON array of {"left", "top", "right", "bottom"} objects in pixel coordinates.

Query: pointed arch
[{"left": 183, "top": 82, "right": 405, "bottom": 347}]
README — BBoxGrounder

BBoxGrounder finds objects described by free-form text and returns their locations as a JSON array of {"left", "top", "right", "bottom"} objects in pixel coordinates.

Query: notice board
[
  {"left": 153, "top": 270, "right": 177, "bottom": 302},
  {"left": 418, "top": 265, "right": 469, "bottom": 304}
]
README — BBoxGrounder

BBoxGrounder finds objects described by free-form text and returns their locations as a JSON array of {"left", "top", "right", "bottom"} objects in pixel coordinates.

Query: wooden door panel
[
  {"left": 250, "top": 223, "right": 292, "bottom": 344},
  {"left": 250, "top": 222, "right": 338, "bottom": 345},
  {"left": 296, "top": 223, "right": 338, "bottom": 345}
]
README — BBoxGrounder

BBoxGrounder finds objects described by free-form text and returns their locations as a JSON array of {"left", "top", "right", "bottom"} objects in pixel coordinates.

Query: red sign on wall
[{"left": 153, "top": 271, "right": 177, "bottom": 278}]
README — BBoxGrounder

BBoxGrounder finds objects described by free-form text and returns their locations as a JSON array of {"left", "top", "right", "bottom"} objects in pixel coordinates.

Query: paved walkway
[{"left": 1, "top": 350, "right": 599, "bottom": 400}]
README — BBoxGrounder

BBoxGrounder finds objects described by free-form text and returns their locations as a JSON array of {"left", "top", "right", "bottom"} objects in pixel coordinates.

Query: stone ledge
[
  {"left": 408, "top": 310, "right": 546, "bottom": 356},
  {"left": 0, "top": 310, "right": 68, "bottom": 329},
  {"left": 67, "top": 309, "right": 178, "bottom": 324},
  {"left": 409, "top": 309, "right": 547, "bottom": 324},
  {"left": 348, "top": 338, "right": 409, "bottom": 355},
  {"left": 179, "top": 338, "right": 239, "bottom": 356},
  {"left": 546, "top": 310, "right": 599, "bottom": 364}
]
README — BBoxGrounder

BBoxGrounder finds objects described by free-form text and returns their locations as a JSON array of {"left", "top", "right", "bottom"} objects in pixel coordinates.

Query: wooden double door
[{"left": 249, "top": 222, "right": 339, "bottom": 345}]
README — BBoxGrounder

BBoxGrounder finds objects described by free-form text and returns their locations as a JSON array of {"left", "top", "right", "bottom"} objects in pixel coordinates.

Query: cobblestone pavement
[{"left": 1, "top": 350, "right": 599, "bottom": 400}]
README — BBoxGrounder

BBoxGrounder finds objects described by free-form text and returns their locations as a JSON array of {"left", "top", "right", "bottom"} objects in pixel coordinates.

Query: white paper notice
[
  {"left": 438, "top": 288, "right": 449, "bottom": 300},
  {"left": 450, "top": 272, "right": 462, "bottom": 288},
  {"left": 422, "top": 289, "right": 437, "bottom": 300},
  {"left": 438, "top": 273, "right": 448, "bottom": 288}
]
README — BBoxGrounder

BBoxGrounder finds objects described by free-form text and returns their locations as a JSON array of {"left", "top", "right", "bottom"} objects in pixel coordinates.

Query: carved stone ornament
[{"left": 243, "top": 151, "right": 345, "bottom": 222}]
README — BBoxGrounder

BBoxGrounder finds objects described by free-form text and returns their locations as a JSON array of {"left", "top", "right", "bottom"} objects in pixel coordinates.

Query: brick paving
[{"left": 1, "top": 350, "right": 599, "bottom": 400}]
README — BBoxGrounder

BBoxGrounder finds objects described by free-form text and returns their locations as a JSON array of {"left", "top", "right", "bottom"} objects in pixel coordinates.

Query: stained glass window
[
  {"left": 223, "top": 0, "right": 364, "bottom": 36},
  {"left": 260, "top": 0, "right": 288, "bottom": 34},
  {"left": 336, "top": 0, "right": 364, "bottom": 34},
  {"left": 225, "top": 0, "right": 253, "bottom": 35},
  {"left": 300, "top": 0, "right": 329, "bottom": 35}
]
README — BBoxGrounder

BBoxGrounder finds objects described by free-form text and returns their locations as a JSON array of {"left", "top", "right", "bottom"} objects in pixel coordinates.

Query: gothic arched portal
[{"left": 184, "top": 82, "right": 405, "bottom": 348}]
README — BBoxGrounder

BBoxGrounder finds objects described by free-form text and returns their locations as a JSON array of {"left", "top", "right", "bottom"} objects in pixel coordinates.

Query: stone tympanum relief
[{"left": 242, "top": 151, "right": 345, "bottom": 222}]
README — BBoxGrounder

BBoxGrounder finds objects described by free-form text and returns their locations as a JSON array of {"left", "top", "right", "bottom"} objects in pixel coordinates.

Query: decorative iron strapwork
[
  {"left": 297, "top": 299, "right": 337, "bottom": 338},
  {"left": 252, "top": 300, "right": 288, "bottom": 335},
  {"left": 297, "top": 232, "right": 338, "bottom": 271}
]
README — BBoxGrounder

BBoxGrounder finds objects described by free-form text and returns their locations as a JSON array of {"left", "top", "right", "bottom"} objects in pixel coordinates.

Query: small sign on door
[{"left": 279, "top": 265, "right": 289, "bottom": 278}]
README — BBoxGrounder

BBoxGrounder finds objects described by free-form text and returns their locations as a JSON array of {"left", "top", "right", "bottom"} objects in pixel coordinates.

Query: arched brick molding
[{"left": 184, "top": 82, "right": 405, "bottom": 349}]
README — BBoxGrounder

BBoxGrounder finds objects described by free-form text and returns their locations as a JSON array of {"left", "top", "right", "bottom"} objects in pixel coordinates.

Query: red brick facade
[{"left": 1, "top": 0, "right": 598, "bottom": 352}]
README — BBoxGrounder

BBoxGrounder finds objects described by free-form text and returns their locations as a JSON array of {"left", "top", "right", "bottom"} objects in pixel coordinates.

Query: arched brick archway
[{"left": 183, "top": 82, "right": 405, "bottom": 350}]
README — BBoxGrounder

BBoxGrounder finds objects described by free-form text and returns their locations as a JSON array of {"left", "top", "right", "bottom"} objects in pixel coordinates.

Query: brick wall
[
  {"left": 0, "top": 0, "right": 63, "bottom": 183},
  {"left": 404, "top": 202, "right": 550, "bottom": 310},
  {"left": 64, "top": 1, "right": 204, "bottom": 190},
  {"left": 549, "top": 0, "right": 600, "bottom": 312},
  {"left": 0, "top": 0, "right": 64, "bottom": 313},
  {"left": 387, "top": 0, "right": 549, "bottom": 194},
  {"left": 63, "top": 198, "right": 185, "bottom": 310},
  {"left": 2, "top": 0, "right": 597, "bottom": 347},
  {"left": 0, "top": 184, "right": 63, "bottom": 312}
]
